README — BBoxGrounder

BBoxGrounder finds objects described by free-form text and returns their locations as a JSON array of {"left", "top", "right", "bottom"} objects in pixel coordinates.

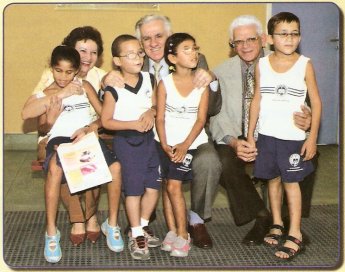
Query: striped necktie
[
  {"left": 153, "top": 62, "right": 162, "bottom": 83},
  {"left": 243, "top": 68, "right": 258, "bottom": 139}
]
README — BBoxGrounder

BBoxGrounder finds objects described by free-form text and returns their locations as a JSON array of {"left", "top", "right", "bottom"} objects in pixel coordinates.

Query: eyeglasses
[
  {"left": 230, "top": 37, "right": 259, "bottom": 48},
  {"left": 180, "top": 46, "right": 200, "bottom": 55},
  {"left": 272, "top": 32, "right": 301, "bottom": 38},
  {"left": 118, "top": 50, "right": 146, "bottom": 60}
]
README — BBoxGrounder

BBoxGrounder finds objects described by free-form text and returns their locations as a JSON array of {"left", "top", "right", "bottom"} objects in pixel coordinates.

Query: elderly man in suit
[
  {"left": 210, "top": 15, "right": 313, "bottom": 245},
  {"left": 103, "top": 14, "right": 222, "bottom": 249}
]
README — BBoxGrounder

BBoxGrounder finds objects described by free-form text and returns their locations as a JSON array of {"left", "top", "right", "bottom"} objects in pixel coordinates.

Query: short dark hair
[
  {"left": 267, "top": 12, "right": 300, "bottom": 35},
  {"left": 111, "top": 34, "right": 138, "bottom": 57},
  {"left": 164, "top": 32, "right": 196, "bottom": 68},
  {"left": 50, "top": 45, "right": 80, "bottom": 70},
  {"left": 62, "top": 26, "right": 104, "bottom": 57}
]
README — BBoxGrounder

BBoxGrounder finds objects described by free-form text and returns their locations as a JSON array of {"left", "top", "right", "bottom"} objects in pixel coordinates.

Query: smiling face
[
  {"left": 74, "top": 39, "right": 98, "bottom": 77},
  {"left": 52, "top": 60, "right": 78, "bottom": 88},
  {"left": 139, "top": 19, "right": 171, "bottom": 63},
  {"left": 232, "top": 24, "right": 265, "bottom": 65}
]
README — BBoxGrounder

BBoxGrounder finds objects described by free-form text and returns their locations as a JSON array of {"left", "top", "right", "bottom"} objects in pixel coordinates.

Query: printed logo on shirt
[
  {"left": 287, "top": 153, "right": 303, "bottom": 172},
  {"left": 145, "top": 88, "right": 152, "bottom": 99},
  {"left": 275, "top": 84, "right": 288, "bottom": 96}
]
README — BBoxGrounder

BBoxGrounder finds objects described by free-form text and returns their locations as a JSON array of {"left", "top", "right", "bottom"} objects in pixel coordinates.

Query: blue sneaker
[
  {"left": 101, "top": 219, "right": 124, "bottom": 252},
  {"left": 44, "top": 230, "right": 62, "bottom": 263}
]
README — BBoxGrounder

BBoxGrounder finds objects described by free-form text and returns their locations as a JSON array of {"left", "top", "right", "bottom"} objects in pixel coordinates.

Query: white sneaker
[
  {"left": 170, "top": 234, "right": 191, "bottom": 257},
  {"left": 161, "top": 231, "right": 177, "bottom": 252},
  {"left": 128, "top": 236, "right": 150, "bottom": 260},
  {"left": 143, "top": 226, "right": 161, "bottom": 247}
]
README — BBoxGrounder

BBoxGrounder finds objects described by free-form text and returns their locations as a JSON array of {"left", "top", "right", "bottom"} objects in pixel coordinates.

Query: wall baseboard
[{"left": 4, "top": 134, "right": 38, "bottom": 150}]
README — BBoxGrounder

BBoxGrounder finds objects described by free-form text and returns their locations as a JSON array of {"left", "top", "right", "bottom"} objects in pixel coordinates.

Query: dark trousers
[{"left": 215, "top": 144, "right": 266, "bottom": 226}]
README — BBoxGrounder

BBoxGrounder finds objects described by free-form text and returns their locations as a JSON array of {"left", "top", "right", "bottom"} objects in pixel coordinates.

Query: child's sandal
[
  {"left": 275, "top": 235, "right": 305, "bottom": 261},
  {"left": 264, "top": 224, "right": 285, "bottom": 248}
]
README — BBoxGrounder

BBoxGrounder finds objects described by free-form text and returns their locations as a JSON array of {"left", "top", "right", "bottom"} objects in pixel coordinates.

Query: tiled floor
[{"left": 1, "top": 145, "right": 342, "bottom": 271}]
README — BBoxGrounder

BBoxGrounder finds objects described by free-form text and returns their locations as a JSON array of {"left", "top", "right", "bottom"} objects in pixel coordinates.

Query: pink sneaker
[
  {"left": 170, "top": 234, "right": 191, "bottom": 257},
  {"left": 161, "top": 231, "right": 177, "bottom": 252}
]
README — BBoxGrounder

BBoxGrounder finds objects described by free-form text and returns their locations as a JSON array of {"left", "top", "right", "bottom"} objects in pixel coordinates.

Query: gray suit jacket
[{"left": 210, "top": 49, "right": 270, "bottom": 144}]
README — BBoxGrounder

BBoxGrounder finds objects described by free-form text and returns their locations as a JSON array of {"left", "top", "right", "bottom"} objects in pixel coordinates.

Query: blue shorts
[
  {"left": 44, "top": 136, "right": 117, "bottom": 184},
  {"left": 156, "top": 141, "right": 195, "bottom": 183},
  {"left": 113, "top": 130, "right": 161, "bottom": 196},
  {"left": 254, "top": 134, "right": 314, "bottom": 183}
]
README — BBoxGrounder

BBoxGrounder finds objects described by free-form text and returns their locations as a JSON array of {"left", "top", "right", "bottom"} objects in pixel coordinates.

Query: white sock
[
  {"left": 131, "top": 226, "right": 144, "bottom": 238},
  {"left": 140, "top": 218, "right": 149, "bottom": 227},
  {"left": 188, "top": 210, "right": 204, "bottom": 225}
]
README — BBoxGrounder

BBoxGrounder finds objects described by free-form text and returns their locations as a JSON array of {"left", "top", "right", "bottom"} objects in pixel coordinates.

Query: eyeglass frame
[
  {"left": 230, "top": 36, "right": 260, "bottom": 48},
  {"left": 177, "top": 46, "right": 200, "bottom": 55},
  {"left": 272, "top": 32, "right": 301, "bottom": 38},
  {"left": 117, "top": 50, "right": 146, "bottom": 60}
]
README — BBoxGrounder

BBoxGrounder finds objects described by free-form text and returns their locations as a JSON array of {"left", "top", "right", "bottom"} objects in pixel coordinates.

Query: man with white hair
[{"left": 210, "top": 15, "right": 313, "bottom": 245}]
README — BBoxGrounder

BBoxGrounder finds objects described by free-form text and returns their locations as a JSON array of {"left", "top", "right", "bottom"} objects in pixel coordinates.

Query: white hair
[
  {"left": 135, "top": 14, "right": 172, "bottom": 39},
  {"left": 229, "top": 15, "right": 263, "bottom": 40}
]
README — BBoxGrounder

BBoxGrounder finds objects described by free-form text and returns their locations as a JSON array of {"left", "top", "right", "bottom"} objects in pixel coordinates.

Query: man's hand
[
  {"left": 103, "top": 70, "right": 125, "bottom": 89},
  {"left": 193, "top": 68, "right": 213, "bottom": 88},
  {"left": 230, "top": 138, "right": 257, "bottom": 162},
  {"left": 294, "top": 105, "right": 312, "bottom": 131}
]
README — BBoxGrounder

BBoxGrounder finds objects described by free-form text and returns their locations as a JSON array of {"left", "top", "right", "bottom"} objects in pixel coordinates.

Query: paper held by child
[{"left": 57, "top": 131, "right": 112, "bottom": 193}]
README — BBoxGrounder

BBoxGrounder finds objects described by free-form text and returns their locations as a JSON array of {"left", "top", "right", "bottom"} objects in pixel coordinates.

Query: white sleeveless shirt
[
  {"left": 112, "top": 72, "right": 153, "bottom": 121},
  {"left": 47, "top": 92, "right": 92, "bottom": 141},
  {"left": 155, "top": 73, "right": 208, "bottom": 149},
  {"left": 258, "top": 55, "right": 309, "bottom": 140}
]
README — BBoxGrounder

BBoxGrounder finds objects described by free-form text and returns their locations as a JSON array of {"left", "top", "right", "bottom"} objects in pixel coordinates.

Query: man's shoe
[
  {"left": 242, "top": 216, "right": 271, "bottom": 246},
  {"left": 188, "top": 223, "right": 213, "bottom": 249}
]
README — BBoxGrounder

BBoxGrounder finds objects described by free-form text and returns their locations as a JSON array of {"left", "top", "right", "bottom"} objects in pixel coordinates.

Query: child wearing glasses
[
  {"left": 247, "top": 12, "right": 322, "bottom": 260},
  {"left": 155, "top": 33, "right": 209, "bottom": 257},
  {"left": 101, "top": 34, "right": 161, "bottom": 261}
]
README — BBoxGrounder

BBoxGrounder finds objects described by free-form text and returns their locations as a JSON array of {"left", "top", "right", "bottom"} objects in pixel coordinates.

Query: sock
[
  {"left": 140, "top": 218, "right": 149, "bottom": 227},
  {"left": 188, "top": 210, "right": 204, "bottom": 225},
  {"left": 131, "top": 226, "right": 144, "bottom": 238}
]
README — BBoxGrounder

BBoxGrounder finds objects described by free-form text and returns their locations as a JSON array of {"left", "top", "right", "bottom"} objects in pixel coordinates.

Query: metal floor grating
[{"left": 3, "top": 205, "right": 341, "bottom": 270}]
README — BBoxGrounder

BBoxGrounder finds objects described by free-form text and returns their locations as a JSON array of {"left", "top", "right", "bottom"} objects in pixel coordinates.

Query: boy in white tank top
[{"left": 247, "top": 12, "right": 322, "bottom": 261}]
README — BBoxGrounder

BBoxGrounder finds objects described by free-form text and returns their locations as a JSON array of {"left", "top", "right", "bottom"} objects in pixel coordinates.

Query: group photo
[{"left": 2, "top": 2, "right": 342, "bottom": 271}]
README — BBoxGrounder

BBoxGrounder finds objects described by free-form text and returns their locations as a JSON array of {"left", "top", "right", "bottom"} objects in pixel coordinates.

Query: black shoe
[
  {"left": 188, "top": 223, "right": 213, "bottom": 249},
  {"left": 242, "top": 216, "right": 271, "bottom": 246}
]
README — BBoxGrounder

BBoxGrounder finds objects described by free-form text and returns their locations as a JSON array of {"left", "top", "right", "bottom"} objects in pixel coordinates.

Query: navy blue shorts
[
  {"left": 254, "top": 134, "right": 314, "bottom": 183},
  {"left": 156, "top": 141, "right": 195, "bottom": 183},
  {"left": 113, "top": 130, "right": 161, "bottom": 196},
  {"left": 44, "top": 136, "right": 117, "bottom": 184}
]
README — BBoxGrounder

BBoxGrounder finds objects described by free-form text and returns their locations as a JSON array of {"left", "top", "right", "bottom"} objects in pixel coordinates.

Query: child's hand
[
  {"left": 162, "top": 144, "right": 174, "bottom": 160},
  {"left": 246, "top": 136, "right": 256, "bottom": 149},
  {"left": 63, "top": 79, "right": 83, "bottom": 97},
  {"left": 300, "top": 138, "right": 317, "bottom": 161},
  {"left": 134, "top": 120, "right": 146, "bottom": 133},
  {"left": 46, "top": 95, "right": 62, "bottom": 125},
  {"left": 138, "top": 110, "right": 155, "bottom": 132},
  {"left": 171, "top": 143, "right": 188, "bottom": 163}
]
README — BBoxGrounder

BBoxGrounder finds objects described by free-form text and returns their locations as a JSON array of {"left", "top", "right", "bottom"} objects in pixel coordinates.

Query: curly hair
[{"left": 62, "top": 26, "right": 104, "bottom": 57}]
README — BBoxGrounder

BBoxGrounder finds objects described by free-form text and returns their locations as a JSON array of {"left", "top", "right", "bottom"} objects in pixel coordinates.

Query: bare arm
[
  {"left": 247, "top": 64, "right": 261, "bottom": 146},
  {"left": 83, "top": 80, "right": 102, "bottom": 116},
  {"left": 155, "top": 81, "right": 174, "bottom": 159},
  {"left": 301, "top": 61, "right": 322, "bottom": 160},
  {"left": 22, "top": 81, "right": 83, "bottom": 120},
  {"left": 101, "top": 70, "right": 125, "bottom": 89}
]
